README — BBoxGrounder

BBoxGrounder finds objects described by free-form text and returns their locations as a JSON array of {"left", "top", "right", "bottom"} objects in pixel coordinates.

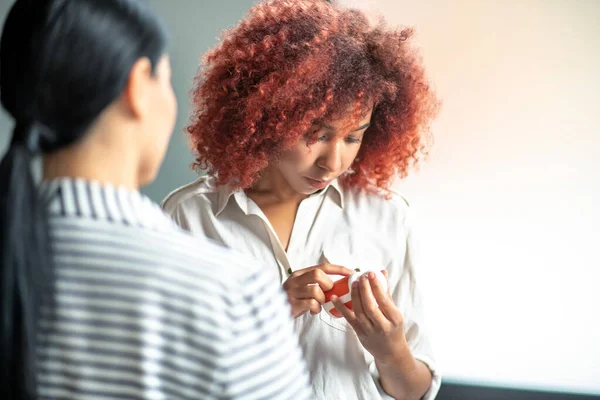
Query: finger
[
  {"left": 381, "top": 269, "right": 392, "bottom": 297},
  {"left": 287, "top": 267, "right": 348, "bottom": 291},
  {"left": 287, "top": 284, "right": 326, "bottom": 304},
  {"left": 290, "top": 302, "right": 308, "bottom": 318},
  {"left": 291, "top": 299, "right": 321, "bottom": 318},
  {"left": 287, "top": 295, "right": 305, "bottom": 318},
  {"left": 361, "top": 272, "right": 392, "bottom": 327},
  {"left": 368, "top": 272, "right": 399, "bottom": 322},
  {"left": 381, "top": 269, "right": 393, "bottom": 296},
  {"left": 331, "top": 295, "right": 363, "bottom": 335},
  {"left": 315, "top": 264, "right": 354, "bottom": 291},
  {"left": 286, "top": 271, "right": 331, "bottom": 290},
  {"left": 351, "top": 279, "right": 374, "bottom": 331},
  {"left": 308, "top": 299, "right": 323, "bottom": 315},
  {"left": 316, "top": 263, "right": 354, "bottom": 276},
  {"left": 290, "top": 264, "right": 353, "bottom": 278}
]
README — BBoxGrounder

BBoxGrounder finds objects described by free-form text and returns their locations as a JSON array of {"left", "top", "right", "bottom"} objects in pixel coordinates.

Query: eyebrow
[{"left": 322, "top": 122, "right": 371, "bottom": 132}]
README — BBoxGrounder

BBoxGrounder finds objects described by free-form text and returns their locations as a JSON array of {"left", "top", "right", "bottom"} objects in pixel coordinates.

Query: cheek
[
  {"left": 164, "top": 85, "right": 177, "bottom": 130},
  {"left": 278, "top": 146, "right": 316, "bottom": 183},
  {"left": 343, "top": 144, "right": 362, "bottom": 168},
  {"left": 283, "top": 144, "right": 315, "bottom": 167},
  {"left": 147, "top": 86, "right": 176, "bottom": 158}
]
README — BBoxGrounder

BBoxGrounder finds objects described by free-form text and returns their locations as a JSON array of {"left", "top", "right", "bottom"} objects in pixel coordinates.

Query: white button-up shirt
[{"left": 162, "top": 176, "right": 441, "bottom": 400}]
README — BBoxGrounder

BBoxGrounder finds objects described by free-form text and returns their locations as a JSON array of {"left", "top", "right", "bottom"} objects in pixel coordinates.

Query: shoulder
[
  {"left": 161, "top": 175, "right": 220, "bottom": 216},
  {"left": 144, "top": 224, "right": 262, "bottom": 297},
  {"left": 339, "top": 184, "right": 412, "bottom": 225}
]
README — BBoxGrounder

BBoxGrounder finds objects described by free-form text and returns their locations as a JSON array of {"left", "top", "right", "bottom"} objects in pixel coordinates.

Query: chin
[
  {"left": 300, "top": 188, "right": 319, "bottom": 195},
  {"left": 296, "top": 184, "right": 321, "bottom": 195},
  {"left": 138, "top": 167, "right": 159, "bottom": 188}
]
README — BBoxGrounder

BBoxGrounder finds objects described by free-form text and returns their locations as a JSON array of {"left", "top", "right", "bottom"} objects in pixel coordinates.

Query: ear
[{"left": 122, "top": 57, "right": 153, "bottom": 119}]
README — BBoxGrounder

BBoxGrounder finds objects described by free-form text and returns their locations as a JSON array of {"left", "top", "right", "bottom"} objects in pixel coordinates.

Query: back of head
[{"left": 0, "top": 0, "right": 167, "bottom": 397}]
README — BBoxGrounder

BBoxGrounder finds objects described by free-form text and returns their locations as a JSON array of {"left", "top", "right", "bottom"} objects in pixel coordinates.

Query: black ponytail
[
  {"left": 0, "top": 0, "right": 167, "bottom": 398},
  {"left": 0, "top": 126, "right": 53, "bottom": 399}
]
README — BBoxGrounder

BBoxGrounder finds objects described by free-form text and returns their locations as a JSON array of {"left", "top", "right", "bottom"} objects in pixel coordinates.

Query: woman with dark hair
[
  {"left": 163, "top": 0, "right": 441, "bottom": 399},
  {"left": 0, "top": 1, "right": 310, "bottom": 399}
]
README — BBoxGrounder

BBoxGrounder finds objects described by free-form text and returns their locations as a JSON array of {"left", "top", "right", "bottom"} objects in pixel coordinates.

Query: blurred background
[{"left": 0, "top": 0, "right": 598, "bottom": 398}]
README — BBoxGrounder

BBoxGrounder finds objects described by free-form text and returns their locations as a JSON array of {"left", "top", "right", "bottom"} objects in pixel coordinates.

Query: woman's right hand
[{"left": 283, "top": 264, "right": 354, "bottom": 318}]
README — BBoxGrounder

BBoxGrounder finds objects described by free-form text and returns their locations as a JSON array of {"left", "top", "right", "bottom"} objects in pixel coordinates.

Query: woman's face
[
  {"left": 138, "top": 55, "right": 177, "bottom": 186},
  {"left": 277, "top": 108, "right": 373, "bottom": 195}
]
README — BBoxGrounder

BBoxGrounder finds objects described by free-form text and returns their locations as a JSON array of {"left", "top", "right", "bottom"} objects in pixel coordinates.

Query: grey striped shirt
[{"left": 35, "top": 178, "right": 311, "bottom": 400}]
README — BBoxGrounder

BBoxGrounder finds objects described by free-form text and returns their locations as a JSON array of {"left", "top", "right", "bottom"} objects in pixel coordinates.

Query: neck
[
  {"left": 43, "top": 125, "right": 141, "bottom": 191},
  {"left": 248, "top": 167, "right": 307, "bottom": 204}
]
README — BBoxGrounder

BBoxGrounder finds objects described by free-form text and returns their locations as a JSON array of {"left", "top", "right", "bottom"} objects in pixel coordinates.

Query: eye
[
  {"left": 317, "top": 135, "right": 328, "bottom": 142},
  {"left": 346, "top": 137, "right": 362, "bottom": 144}
]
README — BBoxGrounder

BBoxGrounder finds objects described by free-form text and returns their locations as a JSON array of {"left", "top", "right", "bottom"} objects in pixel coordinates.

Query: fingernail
[
  {"left": 369, "top": 272, "right": 375, "bottom": 280},
  {"left": 361, "top": 274, "right": 368, "bottom": 281},
  {"left": 352, "top": 281, "right": 359, "bottom": 289}
]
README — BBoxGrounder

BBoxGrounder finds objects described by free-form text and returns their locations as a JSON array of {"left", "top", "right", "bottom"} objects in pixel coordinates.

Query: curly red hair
[{"left": 187, "top": 0, "right": 439, "bottom": 191}]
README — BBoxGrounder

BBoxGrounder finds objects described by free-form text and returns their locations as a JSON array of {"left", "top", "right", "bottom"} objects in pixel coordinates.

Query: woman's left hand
[{"left": 331, "top": 270, "right": 408, "bottom": 364}]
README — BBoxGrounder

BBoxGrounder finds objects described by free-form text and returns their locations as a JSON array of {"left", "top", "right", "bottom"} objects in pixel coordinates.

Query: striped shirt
[{"left": 35, "top": 178, "right": 311, "bottom": 400}]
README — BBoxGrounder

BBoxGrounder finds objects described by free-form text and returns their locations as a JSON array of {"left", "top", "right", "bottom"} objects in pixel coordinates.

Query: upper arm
[
  {"left": 386, "top": 199, "right": 442, "bottom": 398},
  {"left": 219, "top": 267, "right": 311, "bottom": 399},
  {"left": 388, "top": 200, "right": 433, "bottom": 360}
]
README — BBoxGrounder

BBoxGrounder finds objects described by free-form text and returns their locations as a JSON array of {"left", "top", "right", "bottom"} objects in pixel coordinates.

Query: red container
[{"left": 323, "top": 269, "right": 387, "bottom": 318}]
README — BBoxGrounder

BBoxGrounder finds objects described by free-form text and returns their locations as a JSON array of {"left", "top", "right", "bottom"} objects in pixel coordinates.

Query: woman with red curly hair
[{"left": 163, "top": 0, "right": 440, "bottom": 398}]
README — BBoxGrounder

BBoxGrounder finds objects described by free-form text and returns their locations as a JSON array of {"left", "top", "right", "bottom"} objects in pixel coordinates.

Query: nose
[{"left": 316, "top": 140, "right": 343, "bottom": 173}]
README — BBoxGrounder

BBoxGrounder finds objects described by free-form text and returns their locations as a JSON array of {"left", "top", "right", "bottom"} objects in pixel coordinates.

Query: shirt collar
[
  {"left": 39, "top": 177, "right": 174, "bottom": 231},
  {"left": 215, "top": 178, "right": 344, "bottom": 217},
  {"left": 328, "top": 179, "right": 344, "bottom": 208}
]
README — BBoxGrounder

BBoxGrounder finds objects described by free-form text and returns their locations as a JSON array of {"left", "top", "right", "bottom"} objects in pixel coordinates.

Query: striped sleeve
[{"left": 215, "top": 264, "right": 311, "bottom": 400}]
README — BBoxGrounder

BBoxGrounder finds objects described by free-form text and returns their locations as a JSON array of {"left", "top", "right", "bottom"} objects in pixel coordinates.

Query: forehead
[{"left": 322, "top": 108, "right": 373, "bottom": 131}]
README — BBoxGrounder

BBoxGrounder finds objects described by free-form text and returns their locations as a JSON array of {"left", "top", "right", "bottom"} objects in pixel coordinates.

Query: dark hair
[{"left": 0, "top": 0, "right": 167, "bottom": 397}]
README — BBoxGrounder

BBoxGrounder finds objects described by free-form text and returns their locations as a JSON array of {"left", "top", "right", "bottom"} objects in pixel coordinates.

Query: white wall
[{"left": 340, "top": 0, "right": 600, "bottom": 395}]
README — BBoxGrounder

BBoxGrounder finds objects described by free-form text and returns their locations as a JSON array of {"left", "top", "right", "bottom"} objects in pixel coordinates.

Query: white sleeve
[{"left": 370, "top": 203, "right": 441, "bottom": 399}]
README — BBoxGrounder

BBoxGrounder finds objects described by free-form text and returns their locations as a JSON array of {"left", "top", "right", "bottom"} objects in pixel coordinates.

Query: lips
[{"left": 305, "top": 177, "right": 331, "bottom": 189}]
